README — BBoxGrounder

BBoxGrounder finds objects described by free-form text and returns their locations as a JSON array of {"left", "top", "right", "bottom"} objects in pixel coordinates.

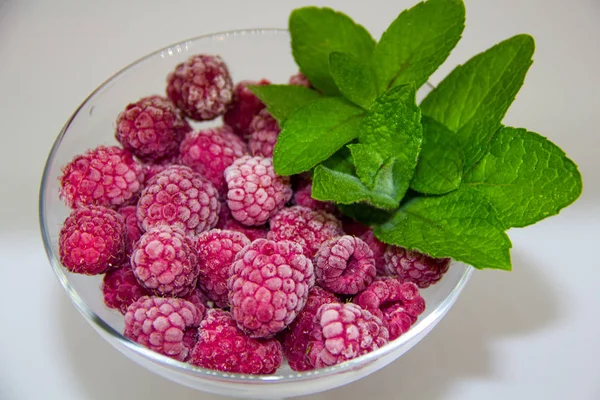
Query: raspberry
[
  {"left": 141, "top": 154, "right": 182, "bottom": 183},
  {"left": 248, "top": 109, "right": 280, "bottom": 157},
  {"left": 341, "top": 217, "right": 370, "bottom": 237},
  {"left": 124, "top": 296, "right": 203, "bottom": 361},
  {"left": 360, "top": 230, "right": 388, "bottom": 276},
  {"left": 289, "top": 72, "right": 312, "bottom": 88},
  {"left": 216, "top": 202, "right": 268, "bottom": 241},
  {"left": 224, "top": 156, "right": 292, "bottom": 226},
  {"left": 353, "top": 277, "right": 425, "bottom": 340},
  {"left": 384, "top": 246, "right": 451, "bottom": 288},
  {"left": 189, "top": 309, "right": 282, "bottom": 374},
  {"left": 179, "top": 125, "right": 247, "bottom": 193},
  {"left": 308, "top": 303, "right": 389, "bottom": 368},
  {"left": 131, "top": 225, "right": 199, "bottom": 297},
  {"left": 59, "top": 205, "right": 126, "bottom": 275},
  {"left": 223, "top": 79, "right": 270, "bottom": 137},
  {"left": 60, "top": 146, "right": 144, "bottom": 208},
  {"left": 166, "top": 54, "right": 233, "bottom": 121},
  {"left": 102, "top": 263, "right": 149, "bottom": 314},
  {"left": 183, "top": 287, "right": 211, "bottom": 312},
  {"left": 292, "top": 178, "right": 336, "bottom": 214},
  {"left": 117, "top": 205, "right": 143, "bottom": 254},
  {"left": 228, "top": 239, "right": 315, "bottom": 338},
  {"left": 115, "top": 95, "right": 191, "bottom": 161},
  {"left": 195, "top": 229, "right": 251, "bottom": 307},
  {"left": 314, "top": 235, "right": 376, "bottom": 295},
  {"left": 136, "top": 165, "right": 220, "bottom": 236},
  {"left": 268, "top": 206, "right": 343, "bottom": 259}
]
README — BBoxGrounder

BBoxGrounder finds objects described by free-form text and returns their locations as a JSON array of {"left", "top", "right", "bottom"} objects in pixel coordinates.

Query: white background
[{"left": 1, "top": 0, "right": 599, "bottom": 399}]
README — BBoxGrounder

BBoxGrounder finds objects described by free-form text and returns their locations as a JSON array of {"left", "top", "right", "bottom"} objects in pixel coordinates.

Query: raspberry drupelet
[
  {"left": 102, "top": 263, "right": 149, "bottom": 314},
  {"left": 360, "top": 229, "right": 388, "bottom": 276},
  {"left": 248, "top": 109, "right": 280, "bottom": 157},
  {"left": 384, "top": 246, "right": 451, "bottom": 288},
  {"left": 223, "top": 79, "right": 270, "bottom": 137},
  {"left": 117, "top": 205, "right": 143, "bottom": 254}
]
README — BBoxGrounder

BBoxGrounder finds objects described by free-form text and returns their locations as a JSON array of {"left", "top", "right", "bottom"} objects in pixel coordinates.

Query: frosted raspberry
[
  {"left": 124, "top": 296, "right": 202, "bottom": 361},
  {"left": 314, "top": 235, "right": 376, "bottom": 295},
  {"left": 60, "top": 146, "right": 144, "bottom": 208},
  {"left": 292, "top": 179, "right": 336, "bottom": 214},
  {"left": 179, "top": 125, "right": 247, "bottom": 193},
  {"left": 183, "top": 287, "right": 211, "bottom": 311},
  {"left": 354, "top": 277, "right": 425, "bottom": 340},
  {"left": 228, "top": 239, "right": 315, "bottom": 338},
  {"left": 141, "top": 154, "right": 183, "bottom": 183},
  {"left": 115, "top": 95, "right": 191, "bottom": 161},
  {"left": 289, "top": 72, "right": 312, "bottom": 88},
  {"left": 102, "top": 263, "right": 149, "bottom": 314},
  {"left": 136, "top": 165, "right": 220, "bottom": 236},
  {"left": 216, "top": 202, "right": 268, "bottom": 241},
  {"left": 223, "top": 79, "right": 270, "bottom": 137},
  {"left": 59, "top": 205, "right": 126, "bottom": 275},
  {"left": 117, "top": 205, "right": 143, "bottom": 254},
  {"left": 189, "top": 309, "right": 282, "bottom": 374},
  {"left": 268, "top": 206, "right": 343, "bottom": 259},
  {"left": 195, "top": 229, "right": 251, "bottom": 307},
  {"left": 384, "top": 246, "right": 451, "bottom": 288},
  {"left": 131, "top": 225, "right": 199, "bottom": 297},
  {"left": 224, "top": 156, "right": 292, "bottom": 226},
  {"left": 248, "top": 109, "right": 280, "bottom": 157},
  {"left": 166, "top": 54, "right": 233, "bottom": 121},
  {"left": 341, "top": 217, "right": 370, "bottom": 237},
  {"left": 360, "top": 230, "right": 388, "bottom": 276},
  {"left": 308, "top": 303, "right": 389, "bottom": 368}
]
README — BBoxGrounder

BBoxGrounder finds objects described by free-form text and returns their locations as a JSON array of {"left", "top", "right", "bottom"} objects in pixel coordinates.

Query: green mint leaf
[
  {"left": 338, "top": 204, "right": 394, "bottom": 226},
  {"left": 322, "top": 145, "right": 355, "bottom": 175},
  {"left": 463, "top": 126, "right": 583, "bottom": 228},
  {"left": 421, "top": 34, "right": 535, "bottom": 167},
  {"left": 289, "top": 7, "right": 376, "bottom": 95},
  {"left": 248, "top": 84, "right": 321, "bottom": 123},
  {"left": 372, "top": 0, "right": 465, "bottom": 92},
  {"left": 410, "top": 116, "right": 464, "bottom": 194},
  {"left": 329, "top": 52, "right": 378, "bottom": 109},
  {"left": 273, "top": 97, "right": 363, "bottom": 176},
  {"left": 374, "top": 188, "right": 512, "bottom": 270}
]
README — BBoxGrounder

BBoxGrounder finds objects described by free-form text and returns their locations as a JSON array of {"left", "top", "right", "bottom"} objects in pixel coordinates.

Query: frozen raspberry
[
  {"left": 248, "top": 109, "right": 280, "bottom": 157},
  {"left": 223, "top": 79, "right": 270, "bottom": 137},
  {"left": 354, "top": 277, "right": 425, "bottom": 340},
  {"left": 292, "top": 179, "right": 336, "bottom": 214},
  {"left": 117, "top": 205, "right": 143, "bottom": 254},
  {"left": 102, "top": 263, "right": 149, "bottom": 314},
  {"left": 224, "top": 155, "right": 292, "bottom": 226},
  {"left": 131, "top": 225, "right": 199, "bottom": 297},
  {"left": 183, "top": 327, "right": 199, "bottom": 354},
  {"left": 136, "top": 165, "right": 220, "bottom": 236},
  {"left": 195, "top": 229, "right": 251, "bottom": 307},
  {"left": 189, "top": 309, "right": 282, "bottom": 374},
  {"left": 166, "top": 54, "right": 233, "bottom": 121},
  {"left": 228, "top": 239, "right": 314, "bottom": 338},
  {"left": 59, "top": 205, "right": 126, "bottom": 275},
  {"left": 216, "top": 202, "right": 268, "bottom": 241},
  {"left": 60, "top": 146, "right": 144, "bottom": 208},
  {"left": 115, "top": 95, "right": 191, "bottom": 161},
  {"left": 341, "top": 217, "right": 370, "bottom": 237},
  {"left": 384, "top": 246, "right": 451, "bottom": 288},
  {"left": 124, "top": 296, "right": 202, "bottom": 361},
  {"left": 141, "top": 154, "right": 183, "bottom": 183},
  {"left": 314, "top": 235, "right": 376, "bottom": 295},
  {"left": 308, "top": 303, "right": 389, "bottom": 368},
  {"left": 268, "top": 206, "right": 343, "bottom": 259},
  {"left": 183, "top": 287, "right": 211, "bottom": 311},
  {"left": 179, "top": 125, "right": 247, "bottom": 193},
  {"left": 360, "top": 230, "right": 388, "bottom": 276},
  {"left": 289, "top": 72, "right": 312, "bottom": 88}
]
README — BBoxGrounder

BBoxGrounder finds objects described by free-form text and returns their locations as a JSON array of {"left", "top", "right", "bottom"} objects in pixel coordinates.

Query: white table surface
[{"left": 1, "top": 0, "right": 599, "bottom": 399}]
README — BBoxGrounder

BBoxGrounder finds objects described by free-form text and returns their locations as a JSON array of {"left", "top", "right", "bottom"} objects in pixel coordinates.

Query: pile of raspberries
[{"left": 57, "top": 54, "right": 450, "bottom": 375}]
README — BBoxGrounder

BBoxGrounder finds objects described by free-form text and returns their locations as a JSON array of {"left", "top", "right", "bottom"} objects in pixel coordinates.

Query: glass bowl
[{"left": 39, "top": 28, "right": 473, "bottom": 399}]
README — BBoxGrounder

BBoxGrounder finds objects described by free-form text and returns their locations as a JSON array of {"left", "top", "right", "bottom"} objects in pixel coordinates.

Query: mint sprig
[
  {"left": 248, "top": 84, "right": 321, "bottom": 123},
  {"left": 329, "top": 52, "right": 379, "bottom": 109}
]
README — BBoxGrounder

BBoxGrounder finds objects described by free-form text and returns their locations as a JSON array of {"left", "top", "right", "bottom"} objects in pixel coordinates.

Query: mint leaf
[
  {"left": 374, "top": 188, "right": 512, "bottom": 270},
  {"left": 322, "top": 145, "right": 355, "bottom": 174},
  {"left": 289, "top": 7, "right": 376, "bottom": 95},
  {"left": 338, "top": 204, "right": 394, "bottom": 226},
  {"left": 463, "top": 126, "right": 583, "bottom": 228},
  {"left": 410, "top": 116, "right": 464, "bottom": 194},
  {"left": 421, "top": 34, "right": 535, "bottom": 167},
  {"left": 329, "top": 52, "right": 378, "bottom": 109},
  {"left": 372, "top": 0, "right": 465, "bottom": 92},
  {"left": 248, "top": 84, "right": 321, "bottom": 123},
  {"left": 273, "top": 97, "right": 363, "bottom": 175}
]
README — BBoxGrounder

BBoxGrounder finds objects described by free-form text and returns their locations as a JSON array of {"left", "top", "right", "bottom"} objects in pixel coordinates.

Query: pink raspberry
[
  {"left": 341, "top": 217, "right": 370, "bottom": 237},
  {"left": 216, "top": 202, "right": 268, "bottom": 241},
  {"left": 248, "top": 109, "right": 280, "bottom": 157},
  {"left": 268, "top": 206, "right": 343, "bottom": 259},
  {"left": 195, "top": 229, "right": 251, "bottom": 307},
  {"left": 59, "top": 205, "right": 126, "bottom": 275},
  {"left": 183, "top": 287, "right": 211, "bottom": 311},
  {"left": 354, "top": 277, "right": 425, "bottom": 340},
  {"left": 360, "top": 230, "right": 388, "bottom": 276},
  {"left": 223, "top": 79, "right": 270, "bottom": 137},
  {"left": 115, "top": 95, "right": 191, "bottom": 161},
  {"left": 289, "top": 72, "right": 312, "bottom": 88},
  {"left": 131, "top": 225, "right": 199, "bottom": 297},
  {"left": 224, "top": 155, "right": 292, "bottom": 226},
  {"left": 124, "top": 296, "right": 203, "bottom": 361},
  {"left": 141, "top": 154, "right": 183, "bottom": 183},
  {"left": 292, "top": 178, "right": 336, "bottom": 214},
  {"left": 60, "top": 146, "right": 144, "bottom": 208},
  {"left": 189, "top": 309, "right": 282, "bottom": 374},
  {"left": 228, "top": 239, "right": 315, "bottom": 338},
  {"left": 166, "top": 54, "right": 233, "bottom": 121},
  {"left": 179, "top": 125, "right": 247, "bottom": 193},
  {"left": 136, "top": 165, "right": 220, "bottom": 236},
  {"left": 384, "top": 246, "right": 451, "bottom": 288},
  {"left": 117, "top": 205, "right": 143, "bottom": 254},
  {"left": 308, "top": 303, "right": 389, "bottom": 368},
  {"left": 314, "top": 235, "right": 376, "bottom": 295},
  {"left": 102, "top": 263, "right": 149, "bottom": 314}
]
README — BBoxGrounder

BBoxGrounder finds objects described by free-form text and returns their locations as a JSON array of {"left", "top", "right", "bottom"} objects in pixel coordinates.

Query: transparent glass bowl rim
[{"left": 39, "top": 28, "right": 473, "bottom": 384}]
